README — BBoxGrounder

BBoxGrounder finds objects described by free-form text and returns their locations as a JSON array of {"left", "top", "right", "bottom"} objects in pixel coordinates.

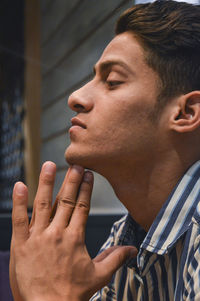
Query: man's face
[{"left": 65, "top": 32, "right": 163, "bottom": 173}]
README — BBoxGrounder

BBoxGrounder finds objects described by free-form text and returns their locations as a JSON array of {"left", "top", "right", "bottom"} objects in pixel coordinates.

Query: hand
[{"left": 10, "top": 162, "right": 137, "bottom": 301}]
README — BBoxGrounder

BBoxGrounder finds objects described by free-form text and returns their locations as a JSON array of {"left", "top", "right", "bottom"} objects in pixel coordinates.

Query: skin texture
[
  {"left": 10, "top": 32, "right": 200, "bottom": 300},
  {"left": 10, "top": 163, "right": 137, "bottom": 301},
  {"left": 66, "top": 32, "right": 161, "bottom": 173},
  {"left": 66, "top": 32, "right": 200, "bottom": 230}
]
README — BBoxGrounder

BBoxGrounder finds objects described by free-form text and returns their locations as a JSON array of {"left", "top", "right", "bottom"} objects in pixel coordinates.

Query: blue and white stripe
[{"left": 90, "top": 161, "right": 200, "bottom": 300}]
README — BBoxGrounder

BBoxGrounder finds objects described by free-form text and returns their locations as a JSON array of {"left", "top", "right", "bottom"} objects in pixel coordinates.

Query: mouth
[{"left": 70, "top": 117, "right": 87, "bottom": 129}]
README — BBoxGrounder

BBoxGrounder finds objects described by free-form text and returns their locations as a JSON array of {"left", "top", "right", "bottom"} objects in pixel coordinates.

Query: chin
[
  {"left": 65, "top": 146, "right": 101, "bottom": 172},
  {"left": 65, "top": 146, "right": 89, "bottom": 168},
  {"left": 65, "top": 147, "right": 79, "bottom": 165}
]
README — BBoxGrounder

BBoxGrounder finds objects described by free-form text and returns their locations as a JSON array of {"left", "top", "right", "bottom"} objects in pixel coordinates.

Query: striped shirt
[{"left": 90, "top": 161, "right": 200, "bottom": 300}]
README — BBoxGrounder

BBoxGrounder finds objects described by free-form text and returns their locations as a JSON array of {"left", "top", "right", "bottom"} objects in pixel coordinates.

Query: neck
[{"left": 102, "top": 153, "right": 195, "bottom": 231}]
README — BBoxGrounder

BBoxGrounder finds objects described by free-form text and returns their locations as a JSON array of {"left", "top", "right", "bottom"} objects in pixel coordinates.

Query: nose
[{"left": 68, "top": 82, "right": 94, "bottom": 113}]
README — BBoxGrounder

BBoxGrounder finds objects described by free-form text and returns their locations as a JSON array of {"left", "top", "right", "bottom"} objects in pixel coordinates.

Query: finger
[
  {"left": 95, "top": 246, "right": 137, "bottom": 281},
  {"left": 50, "top": 165, "right": 84, "bottom": 229},
  {"left": 29, "top": 163, "right": 56, "bottom": 228},
  {"left": 33, "top": 161, "right": 56, "bottom": 232},
  {"left": 69, "top": 171, "right": 93, "bottom": 233},
  {"left": 49, "top": 167, "right": 71, "bottom": 221},
  {"left": 93, "top": 246, "right": 120, "bottom": 263},
  {"left": 12, "top": 182, "right": 29, "bottom": 242}
]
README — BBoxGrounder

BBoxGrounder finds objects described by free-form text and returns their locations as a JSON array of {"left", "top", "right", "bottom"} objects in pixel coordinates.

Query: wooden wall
[{"left": 40, "top": 0, "right": 133, "bottom": 214}]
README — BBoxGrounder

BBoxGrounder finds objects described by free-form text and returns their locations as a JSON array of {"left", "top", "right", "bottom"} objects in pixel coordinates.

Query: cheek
[{"left": 89, "top": 110, "right": 133, "bottom": 149}]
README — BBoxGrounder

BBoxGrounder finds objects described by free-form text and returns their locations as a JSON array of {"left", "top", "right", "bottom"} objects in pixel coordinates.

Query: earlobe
[{"left": 170, "top": 91, "right": 200, "bottom": 133}]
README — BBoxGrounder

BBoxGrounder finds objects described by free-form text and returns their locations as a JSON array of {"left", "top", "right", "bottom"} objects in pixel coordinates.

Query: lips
[{"left": 70, "top": 117, "right": 86, "bottom": 129}]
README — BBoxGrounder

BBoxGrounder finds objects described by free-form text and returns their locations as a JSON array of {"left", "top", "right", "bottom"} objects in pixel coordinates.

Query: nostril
[
  {"left": 74, "top": 104, "right": 84, "bottom": 109},
  {"left": 73, "top": 103, "right": 86, "bottom": 112}
]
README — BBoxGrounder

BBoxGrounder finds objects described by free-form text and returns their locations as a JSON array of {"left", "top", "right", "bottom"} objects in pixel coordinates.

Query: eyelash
[{"left": 106, "top": 80, "right": 122, "bottom": 88}]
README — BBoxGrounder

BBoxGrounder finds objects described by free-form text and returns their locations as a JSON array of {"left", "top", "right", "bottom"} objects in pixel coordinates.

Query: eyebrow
[{"left": 93, "top": 60, "right": 134, "bottom": 76}]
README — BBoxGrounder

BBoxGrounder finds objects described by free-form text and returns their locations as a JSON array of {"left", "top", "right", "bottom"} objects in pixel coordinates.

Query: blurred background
[
  {"left": 0, "top": 0, "right": 200, "bottom": 299},
  {"left": 0, "top": 0, "right": 200, "bottom": 250},
  {"left": 0, "top": 1, "right": 200, "bottom": 295},
  {"left": 0, "top": 0, "right": 133, "bottom": 256}
]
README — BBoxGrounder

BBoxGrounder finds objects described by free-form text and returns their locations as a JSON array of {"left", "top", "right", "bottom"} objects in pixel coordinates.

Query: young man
[{"left": 10, "top": 0, "right": 200, "bottom": 300}]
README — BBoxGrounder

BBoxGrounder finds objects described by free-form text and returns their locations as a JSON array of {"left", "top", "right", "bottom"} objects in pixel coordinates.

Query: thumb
[{"left": 95, "top": 246, "right": 137, "bottom": 283}]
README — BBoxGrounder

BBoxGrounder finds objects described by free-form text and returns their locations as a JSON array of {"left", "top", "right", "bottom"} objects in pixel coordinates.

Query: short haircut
[{"left": 116, "top": 0, "right": 200, "bottom": 104}]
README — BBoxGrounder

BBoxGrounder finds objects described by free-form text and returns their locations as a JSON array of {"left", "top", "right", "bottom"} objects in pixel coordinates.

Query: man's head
[
  {"left": 66, "top": 0, "right": 200, "bottom": 174},
  {"left": 116, "top": 0, "right": 200, "bottom": 106}
]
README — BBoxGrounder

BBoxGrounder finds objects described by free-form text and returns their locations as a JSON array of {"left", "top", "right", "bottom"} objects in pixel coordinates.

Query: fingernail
[
  {"left": 72, "top": 165, "right": 84, "bottom": 174},
  {"left": 43, "top": 161, "right": 56, "bottom": 175},
  {"left": 15, "top": 182, "right": 26, "bottom": 196},
  {"left": 83, "top": 171, "right": 93, "bottom": 183}
]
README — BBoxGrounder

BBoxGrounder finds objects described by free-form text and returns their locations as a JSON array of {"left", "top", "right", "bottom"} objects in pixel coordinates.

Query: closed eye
[{"left": 106, "top": 80, "right": 123, "bottom": 88}]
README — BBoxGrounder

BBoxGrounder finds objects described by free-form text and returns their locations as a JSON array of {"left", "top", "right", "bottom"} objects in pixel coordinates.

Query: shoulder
[
  {"left": 181, "top": 214, "right": 200, "bottom": 299},
  {"left": 90, "top": 216, "right": 128, "bottom": 300}
]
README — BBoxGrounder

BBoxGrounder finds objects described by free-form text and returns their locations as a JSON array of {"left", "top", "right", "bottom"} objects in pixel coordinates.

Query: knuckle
[
  {"left": 46, "top": 227, "right": 63, "bottom": 243},
  {"left": 13, "top": 216, "right": 28, "bottom": 228},
  {"left": 69, "top": 229, "right": 83, "bottom": 243},
  {"left": 116, "top": 250, "right": 127, "bottom": 266},
  {"left": 35, "top": 198, "right": 51, "bottom": 210},
  {"left": 58, "top": 197, "right": 76, "bottom": 208},
  {"left": 76, "top": 201, "right": 89, "bottom": 209},
  {"left": 117, "top": 252, "right": 124, "bottom": 263},
  {"left": 76, "top": 201, "right": 90, "bottom": 214}
]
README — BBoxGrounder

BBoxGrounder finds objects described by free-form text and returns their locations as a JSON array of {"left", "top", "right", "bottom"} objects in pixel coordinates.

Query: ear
[{"left": 170, "top": 91, "right": 200, "bottom": 133}]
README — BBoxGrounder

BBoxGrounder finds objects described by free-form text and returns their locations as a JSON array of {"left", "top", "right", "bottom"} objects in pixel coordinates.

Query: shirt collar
[{"left": 141, "top": 160, "right": 200, "bottom": 255}]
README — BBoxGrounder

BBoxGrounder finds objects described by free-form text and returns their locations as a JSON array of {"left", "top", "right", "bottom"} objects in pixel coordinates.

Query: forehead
[{"left": 96, "top": 32, "right": 148, "bottom": 71}]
